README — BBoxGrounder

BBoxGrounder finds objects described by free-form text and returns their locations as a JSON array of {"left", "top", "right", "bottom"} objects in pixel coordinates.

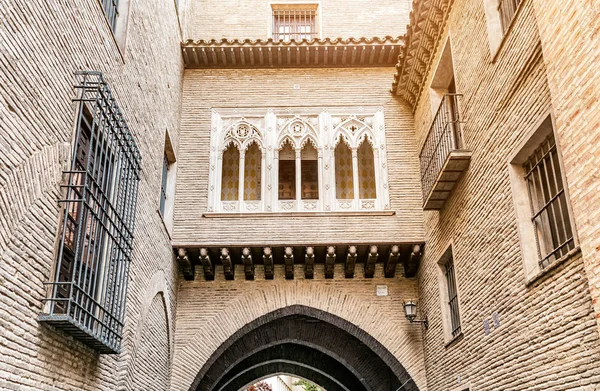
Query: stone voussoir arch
[{"left": 169, "top": 283, "right": 424, "bottom": 391}]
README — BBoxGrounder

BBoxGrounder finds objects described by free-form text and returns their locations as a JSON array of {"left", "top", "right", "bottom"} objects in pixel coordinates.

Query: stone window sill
[
  {"left": 491, "top": 0, "right": 527, "bottom": 63},
  {"left": 444, "top": 331, "right": 464, "bottom": 348},
  {"left": 203, "top": 210, "right": 396, "bottom": 218},
  {"left": 525, "top": 246, "right": 581, "bottom": 287}
]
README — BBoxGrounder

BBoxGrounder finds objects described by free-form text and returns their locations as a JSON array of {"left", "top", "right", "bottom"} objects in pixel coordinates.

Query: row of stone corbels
[{"left": 176, "top": 244, "right": 423, "bottom": 281}]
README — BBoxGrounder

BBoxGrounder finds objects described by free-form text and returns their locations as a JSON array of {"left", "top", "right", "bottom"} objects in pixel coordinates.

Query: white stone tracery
[{"left": 209, "top": 107, "right": 390, "bottom": 213}]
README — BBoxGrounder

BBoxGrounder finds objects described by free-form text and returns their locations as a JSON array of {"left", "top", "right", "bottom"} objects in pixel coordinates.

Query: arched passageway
[{"left": 190, "top": 305, "right": 419, "bottom": 391}]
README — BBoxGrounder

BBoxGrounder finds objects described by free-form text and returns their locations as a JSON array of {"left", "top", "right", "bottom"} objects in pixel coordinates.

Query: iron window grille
[
  {"left": 159, "top": 153, "right": 168, "bottom": 216},
  {"left": 39, "top": 71, "right": 141, "bottom": 354},
  {"left": 524, "top": 133, "right": 574, "bottom": 269},
  {"left": 101, "top": 0, "right": 119, "bottom": 32},
  {"left": 419, "top": 93, "right": 464, "bottom": 201},
  {"left": 272, "top": 8, "right": 318, "bottom": 41},
  {"left": 498, "top": 0, "right": 522, "bottom": 34},
  {"left": 445, "top": 254, "right": 461, "bottom": 338}
]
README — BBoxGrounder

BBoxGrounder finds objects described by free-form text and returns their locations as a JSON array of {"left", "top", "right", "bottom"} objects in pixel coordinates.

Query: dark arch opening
[{"left": 190, "top": 305, "right": 419, "bottom": 391}]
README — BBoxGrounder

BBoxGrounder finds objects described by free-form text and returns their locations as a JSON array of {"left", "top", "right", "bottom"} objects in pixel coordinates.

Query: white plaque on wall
[{"left": 376, "top": 285, "right": 388, "bottom": 296}]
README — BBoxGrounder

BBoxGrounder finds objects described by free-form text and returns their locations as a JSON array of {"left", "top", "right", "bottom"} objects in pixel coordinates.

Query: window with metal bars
[
  {"left": 101, "top": 0, "right": 119, "bottom": 32},
  {"left": 39, "top": 71, "right": 141, "bottom": 354},
  {"left": 159, "top": 153, "right": 169, "bottom": 216},
  {"left": 523, "top": 132, "right": 574, "bottom": 269},
  {"left": 444, "top": 252, "right": 461, "bottom": 338},
  {"left": 272, "top": 6, "right": 318, "bottom": 41},
  {"left": 498, "top": 0, "right": 522, "bottom": 34}
]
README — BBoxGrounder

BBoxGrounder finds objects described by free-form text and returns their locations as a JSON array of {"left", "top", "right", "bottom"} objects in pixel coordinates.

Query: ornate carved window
[{"left": 208, "top": 107, "right": 390, "bottom": 213}]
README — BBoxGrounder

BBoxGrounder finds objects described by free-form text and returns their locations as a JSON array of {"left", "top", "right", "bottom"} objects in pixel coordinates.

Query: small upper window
[
  {"left": 497, "top": 0, "right": 523, "bottom": 34},
  {"left": 438, "top": 246, "right": 462, "bottom": 342},
  {"left": 101, "top": 0, "right": 119, "bottom": 32},
  {"left": 271, "top": 4, "right": 319, "bottom": 41}
]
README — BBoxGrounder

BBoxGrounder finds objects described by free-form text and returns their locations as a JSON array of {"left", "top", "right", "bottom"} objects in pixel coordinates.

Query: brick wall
[
  {"left": 185, "top": 0, "right": 412, "bottom": 40},
  {"left": 411, "top": 0, "right": 600, "bottom": 390},
  {"left": 170, "top": 263, "right": 428, "bottom": 390},
  {"left": 0, "top": 0, "right": 182, "bottom": 389},
  {"left": 531, "top": 0, "right": 600, "bottom": 336},
  {"left": 174, "top": 67, "right": 425, "bottom": 247}
]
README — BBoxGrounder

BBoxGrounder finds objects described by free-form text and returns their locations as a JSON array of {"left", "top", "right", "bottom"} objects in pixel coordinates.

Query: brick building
[{"left": 0, "top": 0, "right": 599, "bottom": 390}]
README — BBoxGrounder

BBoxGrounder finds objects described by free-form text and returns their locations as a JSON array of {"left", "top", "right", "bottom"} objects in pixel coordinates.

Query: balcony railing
[{"left": 419, "top": 93, "right": 471, "bottom": 210}]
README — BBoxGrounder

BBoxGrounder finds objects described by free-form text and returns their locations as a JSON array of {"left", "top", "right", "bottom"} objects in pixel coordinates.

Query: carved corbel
[
  {"left": 365, "top": 245, "right": 378, "bottom": 278},
  {"left": 242, "top": 247, "right": 254, "bottom": 280},
  {"left": 385, "top": 245, "right": 401, "bottom": 278},
  {"left": 263, "top": 247, "right": 274, "bottom": 280},
  {"left": 177, "top": 248, "right": 195, "bottom": 280},
  {"left": 305, "top": 247, "right": 315, "bottom": 279},
  {"left": 345, "top": 246, "right": 357, "bottom": 278},
  {"left": 199, "top": 247, "right": 214, "bottom": 281},
  {"left": 220, "top": 248, "right": 234, "bottom": 280},
  {"left": 284, "top": 247, "right": 294, "bottom": 280},
  {"left": 325, "top": 246, "right": 336, "bottom": 279},
  {"left": 405, "top": 244, "right": 423, "bottom": 278}
]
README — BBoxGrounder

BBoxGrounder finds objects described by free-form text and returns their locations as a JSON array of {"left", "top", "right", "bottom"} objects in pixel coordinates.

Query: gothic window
[
  {"left": 301, "top": 142, "right": 319, "bottom": 200},
  {"left": 335, "top": 142, "right": 354, "bottom": 200},
  {"left": 221, "top": 144, "right": 240, "bottom": 201},
  {"left": 358, "top": 141, "right": 376, "bottom": 199},
  {"left": 41, "top": 71, "right": 141, "bottom": 354},
  {"left": 272, "top": 5, "right": 318, "bottom": 41},
  {"left": 278, "top": 141, "right": 296, "bottom": 200},
  {"left": 244, "top": 142, "right": 262, "bottom": 201}
]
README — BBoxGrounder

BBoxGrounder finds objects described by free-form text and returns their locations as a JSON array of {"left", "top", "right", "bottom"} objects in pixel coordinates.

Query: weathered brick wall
[
  {"left": 170, "top": 263, "right": 428, "bottom": 390},
  {"left": 185, "top": 0, "right": 412, "bottom": 40},
  {"left": 412, "top": 0, "right": 600, "bottom": 390},
  {"left": 0, "top": 0, "right": 183, "bottom": 389},
  {"left": 174, "top": 67, "right": 425, "bottom": 246},
  {"left": 530, "top": 0, "right": 600, "bottom": 336}
]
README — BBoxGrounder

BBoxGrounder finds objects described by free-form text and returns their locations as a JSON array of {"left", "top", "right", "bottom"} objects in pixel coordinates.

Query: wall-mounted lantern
[{"left": 404, "top": 300, "right": 428, "bottom": 329}]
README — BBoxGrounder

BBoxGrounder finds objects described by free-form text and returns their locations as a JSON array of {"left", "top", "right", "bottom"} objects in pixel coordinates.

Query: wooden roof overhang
[
  {"left": 182, "top": 36, "right": 405, "bottom": 69},
  {"left": 173, "top": 242, "right": 425, "bottom": 281},
  {"left": 391, "top": 0, "right": 455, "bottom": 111}
]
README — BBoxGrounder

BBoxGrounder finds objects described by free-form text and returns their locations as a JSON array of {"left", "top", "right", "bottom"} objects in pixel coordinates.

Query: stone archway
[{"left": 190, "top": 305, "right": 420, "bottom": 391}]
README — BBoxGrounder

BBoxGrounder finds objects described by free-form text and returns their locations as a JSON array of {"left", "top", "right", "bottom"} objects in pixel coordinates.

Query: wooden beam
[
  {"left": 314, "top": 47, "right": 319, "bottom": 66},
  {"left": 305, "top": 247, "right": 315, "bottom": 279},
  {"left": 284, "top": 247, "right": 294, "bottom": 279},
  {"left": 333, "top": 47, "right": 338, "bottom": 65},
  {"left": 250, "top": 48, "right": 255, "bottom": 66},
  {"left": 240, "top": 47, "right": 246, "bottom": 66},
  {"left": 385, "top": 245, "right": 400, "bottom": 278},
  {"left": 177, "top": 248, "right": 195, "bottom": 280},
  {"left": 242, "top": 247, "right": 254, "bottom": 280},
  {"left": 325, "top": 246, "right": 336, "bottom": 279},
  {"left": 324, "top": 47, "right": 328, "bottom": 66},
  {"left": 287, "top": 47, "right": 291, "bottom": 65},
  {"left": 210, "top": 48, "right": 217, "bottom": 66},
  {"left": 378, "top": 45, "right": 386, "bottom": 64},
  {"left": 191, "top": 48, "right": 200, "bottom": 67},
  {"left": 368, "top": 45, "right": 376, "bottom": 65},
  {"left": 259, "top": 48, "right": 264, "bottom": 66},
  {"left": 199, "top": 248, "right": 213, "bottom": 281},
  {"left": 404, "top": 244, "right": 423, "bottom": 278},
  {"left": 365, "top": 245, "right": 378, "bottom": 278},
  {"left": 220, "top": 48, "right": 227, "bottom": 66},
  {"left": 342, "top": 47, "right": 347, "bottom": 65},
  {"left": 220, "top": 247, "right": 234, "bottom": 280},
  {"left": 201, "top": 48, "right": 208, "bottom": 66},
  {"left": 345, "top": 246, "right": 357, "bottom": 278},
  {"left": 263, "top": 247, "right": 274, "bottom": 280},
  {"left": 277, "top": 47, "right": 282, "bottom": 66},
  {"left": 230, "top": 48, "right": 236, "bottom": 66},
  {"left": 268, "top": 48, "right": 273, "bottom": 67},
  {"left": 351, "top": 47, "right": 357, "bottom": 65},
  {"left": 360, "top": 45, "right": 366, "bottom": 64}
]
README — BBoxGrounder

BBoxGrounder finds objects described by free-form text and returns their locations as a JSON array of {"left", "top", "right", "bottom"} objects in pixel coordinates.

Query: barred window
[
  {"left": 40, "top": 71, "right": 141, "bottom": 354},
  {"left": 272, "top": 5, "right": 318, "bottom": 41},
  {"left": 524, "top": 132, "right": 574, "bottom": 269},
  {"left": 498, "top": 0, "right": 522, "bottom": 34},
  {"left": 159, "top": 153, "right": 169, "bottom": 216},
  {"left": 444, "top": 253, "right": 461, "bottom": 338},
  {"left": 101, "top": 0, "right": 119, "bottom": 31}
]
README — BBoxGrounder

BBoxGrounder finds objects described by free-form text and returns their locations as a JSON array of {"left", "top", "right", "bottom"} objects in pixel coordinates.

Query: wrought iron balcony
[{"left": 419, "top": 93, "right": 471, "bottom": 210}]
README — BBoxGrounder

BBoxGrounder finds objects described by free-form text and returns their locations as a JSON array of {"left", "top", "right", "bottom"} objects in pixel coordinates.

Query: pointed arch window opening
[
  {"left": 278, "top": 140, "right": 296, "bottom": 201},
  {"left": 209, "top": 108, "right": 391, "bottom": 213}
]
